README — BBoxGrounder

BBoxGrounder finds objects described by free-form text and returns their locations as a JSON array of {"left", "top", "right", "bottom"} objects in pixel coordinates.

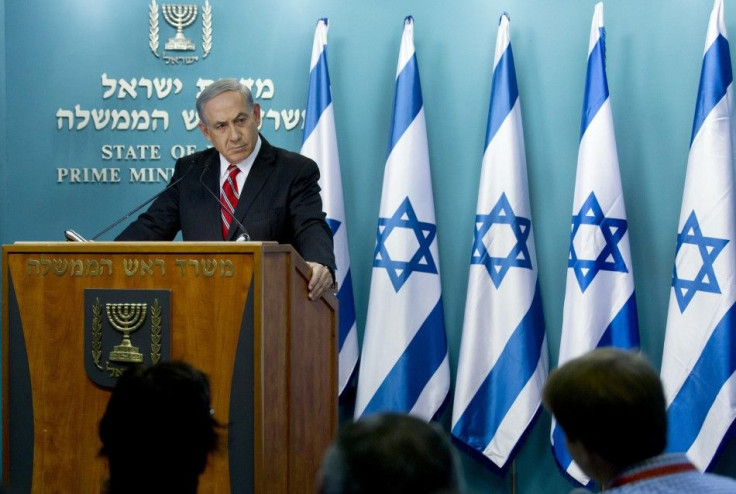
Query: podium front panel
[{"left": 2, "top": 242, "right": 337, "bottom": 494}]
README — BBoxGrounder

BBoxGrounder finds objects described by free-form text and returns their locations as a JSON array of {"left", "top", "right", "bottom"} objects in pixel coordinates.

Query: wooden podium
[{"left": 1, "top": 242, "right": 338, "bottom": 493}]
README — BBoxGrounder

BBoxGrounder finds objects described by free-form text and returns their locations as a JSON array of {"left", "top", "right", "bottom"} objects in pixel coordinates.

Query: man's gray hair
[{"left": 196, "top": 78, "right": 254, "bottom": 126}]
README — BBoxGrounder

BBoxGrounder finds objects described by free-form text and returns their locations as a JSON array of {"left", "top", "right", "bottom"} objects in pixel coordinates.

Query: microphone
[
  {"left": 64, "top": 229, "right": 88, "bottom": 242},
  {"left": 198, "top": 163, "right": 251, "bottom": 242},
  {"left": 64, "top": 161, "right": 197, "bottom": 242}
]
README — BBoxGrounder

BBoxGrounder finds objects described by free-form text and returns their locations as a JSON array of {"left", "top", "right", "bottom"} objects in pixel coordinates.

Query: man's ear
[
  {"left": 253, "top": 103, "right": 261, "bottom": 127},
  {"left": 198, "top": 121, "right": 211, "bottom": 142}
]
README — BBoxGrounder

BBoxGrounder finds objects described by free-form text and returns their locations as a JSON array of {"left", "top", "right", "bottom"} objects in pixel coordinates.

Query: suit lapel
[
  {"left": 228, "top": 136, "right": 276, "bottom": 240},
  {"left": 200, "top": 150, "right": 224, "bottom": 240}
]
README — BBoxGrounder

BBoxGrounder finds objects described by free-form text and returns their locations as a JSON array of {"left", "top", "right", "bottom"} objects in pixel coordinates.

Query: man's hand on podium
[{"left": 307, "top": 262, "right": 336, "bottom": 300}]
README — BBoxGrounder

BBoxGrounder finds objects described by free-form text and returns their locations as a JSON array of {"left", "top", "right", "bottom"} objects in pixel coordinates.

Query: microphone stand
[{"left": 64, "top": 163, "right": 196, "bottom": 242}]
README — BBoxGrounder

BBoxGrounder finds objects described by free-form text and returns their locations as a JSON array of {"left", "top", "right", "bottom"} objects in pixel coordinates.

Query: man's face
[{"left": 198, "top": 90, "right": 261, "bottom": 164}]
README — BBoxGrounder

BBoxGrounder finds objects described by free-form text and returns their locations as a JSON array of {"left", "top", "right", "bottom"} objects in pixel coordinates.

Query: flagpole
[{"left": 510, "top": 459, "right": 517, "bottom": 494}]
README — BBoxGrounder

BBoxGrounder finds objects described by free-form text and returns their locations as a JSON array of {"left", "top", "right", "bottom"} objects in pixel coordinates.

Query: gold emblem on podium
[
  {"left": 85, "top": 289, "right": 171, "bottom": 388},
  {"left": 107, "top": 303, "right": 148, "bottom": 363}
]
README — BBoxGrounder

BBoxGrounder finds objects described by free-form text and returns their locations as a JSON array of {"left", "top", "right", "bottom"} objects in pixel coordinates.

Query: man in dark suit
[{"left": 117, "top": 78, "right": 335, "bottom": 299}]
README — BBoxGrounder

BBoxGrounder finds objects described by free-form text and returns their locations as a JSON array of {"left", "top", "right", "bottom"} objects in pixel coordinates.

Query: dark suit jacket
[{"left": 116, "top": 136, "right": 335, "bottom": 269}]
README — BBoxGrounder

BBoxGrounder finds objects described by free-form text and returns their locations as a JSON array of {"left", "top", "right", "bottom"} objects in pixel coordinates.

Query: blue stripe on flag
[
  {"left": 303, "top": 48, "right": 332, "bottom": 143},
  {"left": 388, "top": 55, "right": 423, "bottom": 152},
  {"left": 666, "top": 301, "right": 736, "bottom": 454},
  {"left": 580, "top": 28, "right": 609, "bottom": 138},
  {"left": 691, "top": 34, "right": 733, "bottom": 145},
  {"left": 485, "top": 46, "right": 519, "bottom": 147},
  {"left": 452, "top": 284, "right": 545, "bottom": 447},
  {"left": 552, "top": 423, "right": 574, "bottom": 470},
  {"left": 337, "top": 269, "right": 357, "bottom": 351},
  {"left": 596, "top": 293, "right": 640, "bottom": 348},
  {"left": 362, "top": 299, "right": 446, "bottom": 415}
]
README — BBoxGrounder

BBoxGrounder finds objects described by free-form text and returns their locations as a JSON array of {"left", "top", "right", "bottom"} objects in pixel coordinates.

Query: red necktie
[{"left": 220, "top": 164, "right": 241, "bottom": 239}]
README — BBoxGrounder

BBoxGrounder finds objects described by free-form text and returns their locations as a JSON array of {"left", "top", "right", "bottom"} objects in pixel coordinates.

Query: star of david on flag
[
  {"left": 553, "top": 3, "right": 639, "bottom": 486},
  {"left": 300, "top": 18, "right": 359, "bottom": 396},
  {"left": 471, "top": 192, "right": 533, "bottom": 288},
  {"left": 569, "top": 191, "right": 629, "bottom": 293},
  {"left": 672, "top": 211, "right": 729, "bottom": 312},
  {"left": 355, "top": 16, "right": 449, "bottom": 421},
  {"left": 451, "top": 13, "right": 548, "bottom": 471},
  {"left": 326, "top": 218, "right": 341, "bottom": 236},
  {"left": 661, "top": 0, "right": 736, "bottom": 471},
  {"left": 374, "top": 197, "right": 438, "bottom": 292}
]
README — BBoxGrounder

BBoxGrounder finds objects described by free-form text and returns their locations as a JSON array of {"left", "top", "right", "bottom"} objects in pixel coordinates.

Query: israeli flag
[
  {"left": 354, "top": 16, "right": 450, "bottom": 420},
  {"left": 451, "top": 13, "right": 548, "bottom": 470},
  {"left": 301, "top": 18, "right": 359, "bottom": 396},
  {"left": 661, "top": 0, "right": 736, "bottom": 471},
  {"left": 553, "top": 3, "right": 640, "bottom": 484}
]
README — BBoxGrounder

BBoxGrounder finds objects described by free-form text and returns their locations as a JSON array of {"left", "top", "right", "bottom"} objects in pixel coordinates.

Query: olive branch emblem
[
  {"left": 91, "top": 298, "right": 104, "bottom": 370},
  {"left": 150, "top": 299, "right": 162, "bottom": 364},
  {"left": 202, "top": 0, "right": 212, "bottom": 58},
  {"left": 149, "top": 0, "right": 160, "bottom": 58}
]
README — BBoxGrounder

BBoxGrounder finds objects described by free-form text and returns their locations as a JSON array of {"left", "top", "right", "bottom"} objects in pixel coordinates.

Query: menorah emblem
[
  {"left": 162, "top": 4, "right": 198, "bottom": 51},
  {"left": 106, "top": 303, "right": 148, "bottom": 363}
]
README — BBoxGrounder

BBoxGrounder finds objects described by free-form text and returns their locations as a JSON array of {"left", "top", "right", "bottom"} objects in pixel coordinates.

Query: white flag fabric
[
  {"left": 661, "top": 0, "right": 736, "bottom": 471},
  {"left": 354, "top": 16, "right": 450, "bottom": 420},
  {"left": 552, "top": 2, "right": 640, "bottom": 485},
  {"left": 451, "top": 13, "right": 548, "bottom": 470},
  {"left": 301, "top": 18, "right": 359, "bottom": 396}
]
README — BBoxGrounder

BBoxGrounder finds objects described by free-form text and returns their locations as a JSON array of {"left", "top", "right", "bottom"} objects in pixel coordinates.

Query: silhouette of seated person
[
  {"left": 543, "top": 347, "right": 736, "bottom": 492},
  {"left": 99, "top": 361, "right": 219, "bottom": 494},
  {"left": 318, "top": 412, "right": 462, "bottom": 494}
]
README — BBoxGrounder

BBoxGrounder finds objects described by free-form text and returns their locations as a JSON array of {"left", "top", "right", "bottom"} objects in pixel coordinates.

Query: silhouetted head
[
  {"left": 99, "top": 361, "right": 218, "bottom": 494},
  {"left": 543, "top": 348, "right": 667, "bottom": 483},
  {"left": 318, "top": 413, "right": 462, "bottom": 494}
]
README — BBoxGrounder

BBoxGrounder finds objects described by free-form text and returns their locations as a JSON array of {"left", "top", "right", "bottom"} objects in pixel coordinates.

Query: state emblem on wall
[{"left": 149, "top": 0, "right": 212, "bottom": 64}]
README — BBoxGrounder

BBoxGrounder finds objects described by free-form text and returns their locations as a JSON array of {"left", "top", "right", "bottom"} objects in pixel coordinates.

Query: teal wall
[
  {"left": 2, "top": 1, "right": 735, "bottom": 492},
  {"left": 1, "top": 0, "right": 6, "bottom": 241}
]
